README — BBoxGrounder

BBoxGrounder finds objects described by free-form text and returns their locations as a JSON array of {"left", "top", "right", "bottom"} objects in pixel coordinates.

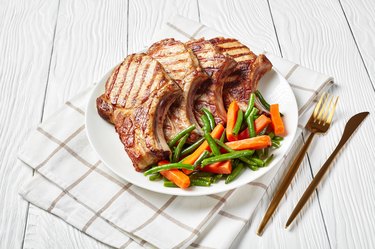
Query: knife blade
[{"left": 285, "top": 112, "right": 369, "bottom": 228}]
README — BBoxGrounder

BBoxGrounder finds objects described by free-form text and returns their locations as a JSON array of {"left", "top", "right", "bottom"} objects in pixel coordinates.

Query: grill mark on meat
[
  {"left": 110, "top": 54, "right": 134, "bottom": 105},
  {"left": 230, "top": 52, "right": 255, "bottom": 58},
  {"left": 186, "top": 38, "right": 237, "bottom": 125},
  {"left": 138, "top": 60, "right": 158, "bottom": 105},
  {"left": 97, "top": 53, "right": 182, "bottom": 171},
  {"left": 210, "top": 37, "right": 272, "bottom": 110},
  {"left": 159, "top": 58, "right": 189, "bottom": 66},
  {"left": 119, "top": 55, "right": 143, "bottom": 107},
  {"left": 129, "top": 61, "right": 150, "bottom": 107},
  {"left": 106, "top": 63, "right": 121, "bottom": 97},
  {"left": 148, "top": 38, "right": 207, "bottom": 142}
]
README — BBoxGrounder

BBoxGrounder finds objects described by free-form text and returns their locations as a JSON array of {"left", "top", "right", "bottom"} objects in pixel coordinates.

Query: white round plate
[{"left": 86, "top": 68, "right": 298, "bottom": 196}]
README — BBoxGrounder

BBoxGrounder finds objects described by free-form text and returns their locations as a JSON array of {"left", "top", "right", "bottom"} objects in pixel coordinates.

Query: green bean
[
  {"left": 204, "top": 132, "right": 221, "bottom": 156},
  {"left": 191, "top": 179, "right": 211, "bottom": 187},
  {"left": 201, "top": 115, "right": 211, "bottom": 133},
  {"left": 255, "top": 90, "right": 270, "bottom": 110},
  {"left": 233, "top": 109, "right": 244, "bottom": 135},
  {"left": 193, "top": 150, "right": 210, "bottom": 168},
  {"left": 172, "top": 133, "right": 189, "bottom": 162},
  {"left": 272, "top": 141, "right": 280, "bottom": 148},
  {"left": 201, "top": 150, "right": 254, "bottom": 166},
  {"left": 212, "top": 174, "right": 223, "bottom": 183},
  {"left": 144, "top": 163, "right": 195, "bottom": 176},
  {"left": 246, "top": 115, "right": 256, "bottom": 138},
  {"left": 250, "top": 107, "right": 259, "bottom": 117},
  {"left": 202, "top": 108, "right": 216, "bottom": 131},
  {"left": 213, "top": 138, "right": 255, "bottom": 166},
  {"left": 273, "top": 136, "right": 284, "bottom": 141},
  {"left": 250, "top": 158, "right": 264, "bottom": 167},
  {"left": 214, "top": 138, "right": 234, "bottom": 152},
  {"left": 225, "top": 163, "right": 245, "bottom": 184},
  {"left": 164, "top": 181, "right": 178, "bottom": 187},
  {"left": 264, "top": 147, "right": 269, "bottom": 158},
  {"left": 248, "top": 164, "right": 259, "bottom": 171},
  {"left": 168, "top": 125, "right": 196, "bottom": 148},
  {"left": 268, "top": 132, "right": 275, "bottom": 139},
  {"left": 239, "top": 157, "right": 255, "bottom": 166},
  {"left": 253, "top": 115, "right": 260, "bottom": 120},
  {"left": 190, "top": 176, "right": 213, "bottom": 182},
  {"left": 149, "top": 173, "right": 162, "bottom": 181},
  {"left": 190, "top": 171, "right": 214, "bottom": 177},
  {"left": 264, "top": 154, "right": 274, "bottom": 166},
  {"left": 181, "top": 137, "right": 205, "bottom": 156},
  {"left": 220, "top": 128, "right": 226, "bottom": 143},
  {"left": 245, "top": 93, "right": 256, "bottom": 118}
]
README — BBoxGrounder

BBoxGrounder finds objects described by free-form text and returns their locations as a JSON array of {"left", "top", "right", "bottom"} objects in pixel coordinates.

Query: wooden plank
[
  {"left": 0, "top": 0, "right": 59, "bottom": 248},
  {"left": 23, "top": 0, "right": 199, "bottom": 248},
  {"left": 23, "top": 0, "right": 129, "bottom": 248},
  {"left": 268, "top": 0, "right": 375, "bottom": 248},
  {"left": 198, "top": 1, "right": 331, "bottom": 248},
  {"left": 127, "top": 0, "right": 199, "bottom": 53},
  {"left": 339, "top": 0, "right": 375, "bottom": 86},
  {"left": 198, "top": 0, "right": 281, "bottom": 55}
]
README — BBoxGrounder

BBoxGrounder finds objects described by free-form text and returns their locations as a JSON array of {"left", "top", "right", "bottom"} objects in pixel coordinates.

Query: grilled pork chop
[
  {"left": 96, "top": 53, "right": 181, "bottom": 171},
  {"left": 210, "top": 37, "right": 272, "bottom": 111},
  {"left": 186, "top": 38, "right": 237, "bottom": 125},
  {"left": 148, "top": 38, "right": 208, "bottom": 142}
]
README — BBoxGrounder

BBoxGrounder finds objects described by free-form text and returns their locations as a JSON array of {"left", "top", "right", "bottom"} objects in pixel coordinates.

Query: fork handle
[{"left": 257, "top": 132, "right": 315, "bottom": 235}]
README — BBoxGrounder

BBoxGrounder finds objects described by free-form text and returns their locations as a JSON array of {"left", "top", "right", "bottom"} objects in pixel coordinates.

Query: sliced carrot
[
  {"left": 158, "top": 160, "right": 190, "bottom": 189},
  {"left": 181, "top": 123, "right": 225, "bottom": 174},
  {"left": 255, "top": 114, "right": 272, "bottom": 134},
  {"left": 238, "top": 115, "right": 272, "bottom": 139},
  {"left": 226, "top": 101, "right": 239, "bottom": 142},
  {"left": 225, "top": 135, "right": 272, "bottom": 150},
  {"left": 270, "top": 104, "right": 286, "bottom": 136},
  {"left": 200, "top": 160, "right": 232, "bottom": 174}
]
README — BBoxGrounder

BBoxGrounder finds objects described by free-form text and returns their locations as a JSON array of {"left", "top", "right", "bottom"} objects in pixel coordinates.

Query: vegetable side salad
[{"left": 144, "top": 91, "right": 286, "bottom": 189}]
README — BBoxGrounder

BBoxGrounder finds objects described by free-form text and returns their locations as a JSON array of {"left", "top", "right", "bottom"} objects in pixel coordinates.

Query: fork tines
[{"left": 313, "top": 93, "right": 339, "bottom": 125}]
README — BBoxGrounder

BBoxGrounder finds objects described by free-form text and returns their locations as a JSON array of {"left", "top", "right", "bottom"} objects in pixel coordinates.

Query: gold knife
[{"left": 285, "top": 112, "right": 369, "bottom": 228}]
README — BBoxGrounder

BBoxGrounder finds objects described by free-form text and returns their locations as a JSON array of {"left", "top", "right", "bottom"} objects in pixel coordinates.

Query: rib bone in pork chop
[
  {"left": 210, "top": 37, "right": 272, "bottom": 111},
  {"left": 148, "top": 38, "right": 208, "bottom": 142},
  {"left": 96, "top": 53, "right": 181, "bottom": 171},
  {"left": 186, "top": 38, "right": 237, "bottom": 125}
]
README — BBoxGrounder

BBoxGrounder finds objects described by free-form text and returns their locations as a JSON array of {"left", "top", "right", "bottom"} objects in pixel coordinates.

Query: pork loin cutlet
[
  {"left": 186, "top": 38, "right": 237, "bottom": 125},
  {"left": 96, "top": 53, "right": 181, "bottom": 171},
  {"left": 210, "top": 37, "right": 272, "bottom": 111},
  {"left": 148, "top": 38, "right": 208, "bottom": 142}
]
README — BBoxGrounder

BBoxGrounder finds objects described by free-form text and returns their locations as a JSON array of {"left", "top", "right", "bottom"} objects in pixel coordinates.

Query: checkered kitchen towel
[{"left": 19, "top": 16, "right": 333, "bottom": 249}]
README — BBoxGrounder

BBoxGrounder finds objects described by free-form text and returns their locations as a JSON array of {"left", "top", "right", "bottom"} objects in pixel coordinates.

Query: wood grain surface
[
  {"left": 269, "top": 0, "right": 375, "bottom": 248},
  {"left": 0, "top": 1, "right": 59, "bottom": 248},
  {"left": 0, "top": 0, "right": 374, "bottom": 248}
]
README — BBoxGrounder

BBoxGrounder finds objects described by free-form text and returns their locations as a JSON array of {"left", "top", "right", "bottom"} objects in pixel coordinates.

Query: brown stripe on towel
[
  {"left": 125, "top": 188, "right": 197, "bottom": 234},
  {"left": 35, "top": 125, "right": 85, "bottom": 170},
  {"left": 66, "top": 101, "right": 85, "bottom": 115},
  {"left": 82, "top": 183, "right": 132, "bottom": 232},
  {"left": 218, "top": 210, "right": 247, "bottom": 223},
  {"left": 130, "top": 196, "right": 177, "bottom": 234},
  {"left": 47, "top": 160, "right": 101, "bottom": 211},
  {"left": 172, "top": 189, "right": 235, "bottom": 249}
]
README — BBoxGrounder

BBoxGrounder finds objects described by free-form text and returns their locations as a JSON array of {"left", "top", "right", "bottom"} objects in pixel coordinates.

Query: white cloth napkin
[{"left": 19, "top": 15, "right": 333, "bottom": 249}]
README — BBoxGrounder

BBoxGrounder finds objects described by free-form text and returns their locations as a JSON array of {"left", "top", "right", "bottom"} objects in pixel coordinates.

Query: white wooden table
[{"left": 1, "top": 0, "right": 374, "bottom": 248}]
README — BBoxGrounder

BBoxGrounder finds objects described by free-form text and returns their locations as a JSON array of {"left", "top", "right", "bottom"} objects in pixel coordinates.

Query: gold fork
[{"left": 256, "top": 92, "right": 339, "bottom": 236}]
